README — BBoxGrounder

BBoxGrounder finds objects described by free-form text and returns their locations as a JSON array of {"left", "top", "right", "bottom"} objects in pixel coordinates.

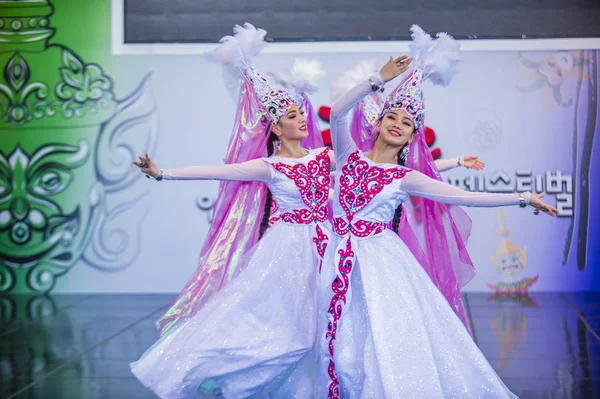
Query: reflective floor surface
[{"left": 1, "top": 292, "right": 599, "bottom": 398}]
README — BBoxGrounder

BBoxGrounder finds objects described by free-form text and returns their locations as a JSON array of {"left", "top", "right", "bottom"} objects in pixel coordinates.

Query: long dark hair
[
  {"left": 258, "top": 132, "right": 279, "bottom": 238},
  {"left": 391, "top": 143, "right": 408, "bottom": 233}
]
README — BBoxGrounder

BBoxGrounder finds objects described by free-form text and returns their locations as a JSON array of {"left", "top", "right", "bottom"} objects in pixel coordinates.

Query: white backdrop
[{"left": 53, "top": 48, "right": 599, "bottom": 293}]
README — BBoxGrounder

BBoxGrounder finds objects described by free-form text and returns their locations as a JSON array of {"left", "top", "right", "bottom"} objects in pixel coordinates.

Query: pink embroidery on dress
[
  {"left": 326, "top": 150, "right": 410, "bottom": 397},
  {"left": 332, "top": 217, "right": 386, "bottom": 237},
  {"left": 326, "top": 238, "right": 353, "bottom": 399},
  {"left": 268, "top": 198, "right": 280, "bottom": 228},
  {"left": 271, "top": 148, "right": 331, "bottom": 224},
  {"left": 271, "top": 148, "right": 332, "bottom": 272},
  {"left": 338, "top": 151, "right": 411, "bottom": 218},
  {"left": 313, "top": 223, "right": 329, "bottom": 273}
]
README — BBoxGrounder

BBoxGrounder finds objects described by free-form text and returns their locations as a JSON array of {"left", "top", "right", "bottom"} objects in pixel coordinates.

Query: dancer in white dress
[
  {"left": 130, "top": 25, "right": 336, "bottom": 398},
  {"left": 132, "top": 147, "right": 331, "bottom": 399},
  {"left": 317, "top": 34, "right": 557, "bottom": 398},
  {"left": 330, "top": 53, "right": 486, "bottom": 335}
]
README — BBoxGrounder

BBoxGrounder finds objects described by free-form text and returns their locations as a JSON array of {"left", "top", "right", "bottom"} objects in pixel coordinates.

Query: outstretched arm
[
  {"left": 133, "top": 154, "right": 272, "bottom": 183},
  {"left": 435, "top": 156, "right": 485, "bottom": 172},
  {"left": 401, "top": 169, "right": 558, "bottom": 216}
]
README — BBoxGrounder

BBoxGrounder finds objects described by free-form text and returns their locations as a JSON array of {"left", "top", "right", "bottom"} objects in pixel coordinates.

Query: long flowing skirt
[
  {"left": 316, "top": 230, "right": 517, "bottom": 398},
  {"left": 132, "top": 222, "right": 326, "bottom": 398}
]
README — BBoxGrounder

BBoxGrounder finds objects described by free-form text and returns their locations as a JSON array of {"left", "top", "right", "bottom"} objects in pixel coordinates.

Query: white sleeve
[
  {"left": 163, "top": 158, "right": 272, "bottom": 183},
  {"left": 328, "top": 150, "right": 337, "bottom": 171},
  {"left": 330, "top": 74, "right": 384, "bottom": 165},
  {"left": 434, "top": 157, "right": 463, "bottom": 172},
  {"left": 401, "top": 169, "right": 530, "bottom": 207}
]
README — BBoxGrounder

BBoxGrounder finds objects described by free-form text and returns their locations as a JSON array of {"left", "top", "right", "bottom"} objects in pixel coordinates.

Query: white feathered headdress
[
  {"left": 206, "top": 23, "right": 297, "bottom": 124},
  {"left": 381, "top": 24, "right": 462, "bottom": 128}
]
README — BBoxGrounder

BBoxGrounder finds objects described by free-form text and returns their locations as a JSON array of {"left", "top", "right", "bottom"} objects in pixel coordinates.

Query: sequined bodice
[
  {"left": 266, "top": 147, "right": 331, "bottom": 224},
  {"left": 332, "top": 151, "right": 411, "bottom": 225}
]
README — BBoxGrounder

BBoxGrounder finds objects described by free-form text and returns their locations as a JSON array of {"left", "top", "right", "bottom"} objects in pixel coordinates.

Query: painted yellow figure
[{"left": 487, "top": 210, "right": 538, "bottom": 294}]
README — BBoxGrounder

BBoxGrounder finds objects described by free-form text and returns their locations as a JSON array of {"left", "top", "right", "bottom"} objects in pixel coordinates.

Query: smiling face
[
  {"left": 374, "top": 108, "right": 416, "bottom": 149},
  {"left": 270, "top": 104, "right": 308, "bottom": 142}
]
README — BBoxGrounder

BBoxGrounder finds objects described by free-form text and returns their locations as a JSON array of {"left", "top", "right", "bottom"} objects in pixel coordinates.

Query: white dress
[
  {"left": 131, "top": 147, "right": 333, "bottom": 398},
  {"left": 316, "top": 76, "right": 522, "bottom": 398}
]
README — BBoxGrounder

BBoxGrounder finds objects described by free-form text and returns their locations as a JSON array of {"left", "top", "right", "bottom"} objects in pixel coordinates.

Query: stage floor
[{"left": 1, "top": 292, "right": 599, "bottom": 398}]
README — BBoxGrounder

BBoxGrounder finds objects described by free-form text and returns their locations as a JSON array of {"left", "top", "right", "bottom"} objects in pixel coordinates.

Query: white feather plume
[
  {"left": 290, "top": 58, "right": 327, "bottom": 94},
  {"left": 206, "top": 22, "right": 267, "bottom": 68},
  {"left": 205, "top": 23, "right": 267, "bottom": 101},
  {"left": 330, "top": 59, "right": 378, "bottom": 102},
  {"left": 233, "top": 23, "right": 268, "bottom": 64},
  {"left": 408, "top": 25, "right": 433, "bottom": 62},
  {"left": 409, "top": 25, "right": 462, "bottom": 87},
  {"left": 270, "top": 58, "right": 326, "bottom": 96}
]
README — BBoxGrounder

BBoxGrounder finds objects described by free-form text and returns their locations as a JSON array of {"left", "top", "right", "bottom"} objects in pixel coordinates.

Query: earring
[
  {"left": 399, "top": 145, "right": 410, "bottom": 163},
  {"left": 275, "top": 138, "right": 282, "bottom": 152}
]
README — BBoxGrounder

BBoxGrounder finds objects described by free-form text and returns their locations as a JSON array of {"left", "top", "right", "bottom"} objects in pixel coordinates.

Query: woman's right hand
[
  {"left": 132, "top": 153, "right": 160, "bottom": 178},
  {"left": 379, "top": 56, "right": 412, "bottom": 83}
]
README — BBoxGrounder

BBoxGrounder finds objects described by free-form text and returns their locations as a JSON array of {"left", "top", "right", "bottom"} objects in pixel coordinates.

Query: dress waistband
[
  {"left": 278, "top": 208, "right": 327, "bottom": 225},
  {"left": 332, "top": 216, "right": 386, "bottom": 238}
]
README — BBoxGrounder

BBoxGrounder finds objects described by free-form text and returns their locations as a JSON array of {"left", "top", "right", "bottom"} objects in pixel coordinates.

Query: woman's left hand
[
  {"left": 530, "top": 193, "right": 559, "bottom": 217},
  {"left": 132, "top": 153, "right": 160, "bottom": 178},
  {"left": 462, "top": 155, "right": 485, "bottom": 170}
]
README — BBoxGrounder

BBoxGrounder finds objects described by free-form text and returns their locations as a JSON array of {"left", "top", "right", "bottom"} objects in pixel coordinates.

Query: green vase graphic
[{"left": 0, "top": 0, "right": 158, "bottom": 294}]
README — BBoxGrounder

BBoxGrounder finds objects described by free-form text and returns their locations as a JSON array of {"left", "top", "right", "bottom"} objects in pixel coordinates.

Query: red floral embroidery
[
  {"left": 326, "top": 238, "right": 353, "bottom": 399},
  {"left": 280, "top": 208, "right": 318, "bottom": 224},
  {"left": 271, "top": 148, "right": 332, "bottom": 274},
  {"left": 268, "top": 198, "right": 280, "bottom": 228},
  {"left": 332, "top": 217, "right": 386, "bottom": 238},
  {"left": 271, "top": 148, "right": 331, "bottom": 224},
  {"left": 338, "top": 151, "right": 410, "bottom": 218},
  {"left": 326, "top": 150, "right": 410, "bottom": 397},
  {"left": 313, "top": 223, "right": 329, "bottom": 273}
]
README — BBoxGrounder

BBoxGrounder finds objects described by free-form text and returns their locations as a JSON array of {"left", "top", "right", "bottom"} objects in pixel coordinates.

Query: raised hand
[{"left": 379, "top": 56, "right": 412, "bottom": 83}]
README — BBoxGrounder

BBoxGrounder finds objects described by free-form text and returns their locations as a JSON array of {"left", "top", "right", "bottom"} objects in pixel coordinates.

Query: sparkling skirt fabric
[
  {"left": 316, "top": 230, "right": 518, "bottom": 399},
  {"left": 131, "top": 221, "right": 326, "bottom": 398}
]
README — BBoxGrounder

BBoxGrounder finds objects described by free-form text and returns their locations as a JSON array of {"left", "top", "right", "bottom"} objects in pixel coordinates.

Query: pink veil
[
  {"left": 401, "top": 124, "right": 476, "bottom": 335},
  {"left": 156, "top": 73, "right": 323, "bottom": 335},
  {"left": 156, "top": 76, "right": 270, "bottom": 334}
]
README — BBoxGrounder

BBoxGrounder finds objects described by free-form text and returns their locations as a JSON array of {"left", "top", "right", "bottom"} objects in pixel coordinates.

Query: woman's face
[
  {"left": 271, "top": 104, "right": 308, "bottom": 141},
  {"left": 375, "top": 109, "right": 415, "bottom": 148}
]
